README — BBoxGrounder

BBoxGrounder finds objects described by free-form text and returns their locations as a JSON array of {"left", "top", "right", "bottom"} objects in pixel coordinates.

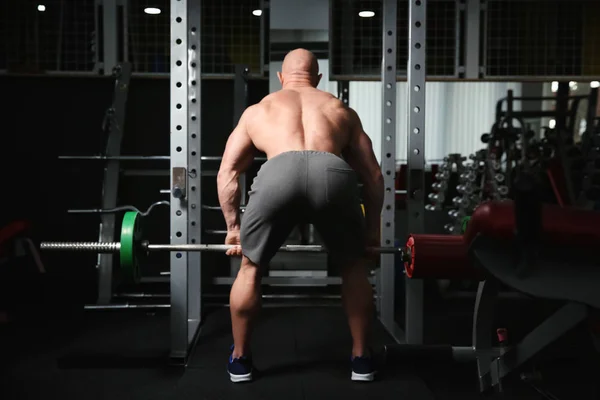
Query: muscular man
[{"left": 217, "top": 49, "right": 384, "bottom": 383}]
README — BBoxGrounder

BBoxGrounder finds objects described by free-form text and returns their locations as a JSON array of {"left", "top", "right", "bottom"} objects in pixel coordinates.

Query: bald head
[{"left": 278, "top": 49, "right": 322, "bottom": 88}]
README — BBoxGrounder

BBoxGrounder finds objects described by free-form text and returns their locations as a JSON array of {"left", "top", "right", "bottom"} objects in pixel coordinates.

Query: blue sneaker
[
  {"left": 351, "top": 355, "right": 376, "bottom": 382},
  {"left": 227, "top": 345, "right": 253, "bottom": 383}
]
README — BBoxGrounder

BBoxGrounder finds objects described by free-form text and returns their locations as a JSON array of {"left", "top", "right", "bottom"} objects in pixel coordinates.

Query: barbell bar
[
  {"left": 40, "top": 242, "right": 405, "bottom": 254},
  {"left": 39, "top": 211, "right": 410, "bottom": 284}
]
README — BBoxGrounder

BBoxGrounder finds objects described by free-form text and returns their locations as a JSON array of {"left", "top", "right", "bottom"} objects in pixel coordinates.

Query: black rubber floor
[
  {"left": 185, "top": 307, "right": 434, "bottom": 400},
  {"left": 1, "top": 304, "right": 597, "bottom": 399},
  {"left": 0, "top": 307, "right": 434, "bottom": 400}
]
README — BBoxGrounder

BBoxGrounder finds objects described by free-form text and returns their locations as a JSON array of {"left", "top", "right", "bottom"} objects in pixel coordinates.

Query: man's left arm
[{"left": 217, "top": 107, "right": 256, "bottom": 232}]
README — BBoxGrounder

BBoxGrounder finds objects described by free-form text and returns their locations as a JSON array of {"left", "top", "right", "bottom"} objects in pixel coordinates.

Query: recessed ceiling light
[
  {"left": 359, "top": 10, "right": 375, "bottom": 18},
  {"left": 37, "top": 4, "right": 46, "bottom": 12},
  {"left": 252, "top": 9, "right": 262, "bottom": 17},
  {"left": 590, "top": 81, "right": 599, "bottom": 88},
  {"left": 144, "top": 7, "right": 161, "bottom": 15}
]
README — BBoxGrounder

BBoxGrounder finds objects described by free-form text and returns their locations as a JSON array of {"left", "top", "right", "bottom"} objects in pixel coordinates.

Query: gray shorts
[{"left": 240, "top": 150, "right": 366, "bottom": 267}]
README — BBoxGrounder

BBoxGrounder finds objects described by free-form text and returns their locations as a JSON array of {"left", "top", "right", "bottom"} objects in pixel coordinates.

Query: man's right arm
[{"left": 343, "top": 108, "right": 385, "bottom": 241}]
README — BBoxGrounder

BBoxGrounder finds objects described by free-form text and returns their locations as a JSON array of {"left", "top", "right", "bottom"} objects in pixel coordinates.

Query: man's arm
[
  {"left": 217, "top": 107, "right": 256, "bottom": 231},
  {"left": 343, "top": 108, "right": 384, "bottom": 237}
]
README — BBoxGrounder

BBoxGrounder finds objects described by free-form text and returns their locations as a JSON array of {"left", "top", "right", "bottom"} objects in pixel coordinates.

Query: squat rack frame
[
  {"left": 170, "top": 0, "right": 203, "bottom": 365},
  {"left": 379, "top": 0, "right": 426, "bottom": 344},
  {"left": 167, "top": 0, "right": 427, "bottom": 363}
]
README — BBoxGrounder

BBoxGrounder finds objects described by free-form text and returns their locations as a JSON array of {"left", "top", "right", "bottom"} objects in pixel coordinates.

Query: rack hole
[
  {"left": 414, "top": 107, "right": 420, "bottom": 113},
  {"left": 176, "top": 39, "right": 182, "bottom": 45},
  {"left": 415, "top": 64, "right": 421, "bottom": 70},
  {"left": 176, "top": 125, "right": 182, "bottom": 131},
  {"left": 176, "top": 146, "right": 182, "bottom": 152}
]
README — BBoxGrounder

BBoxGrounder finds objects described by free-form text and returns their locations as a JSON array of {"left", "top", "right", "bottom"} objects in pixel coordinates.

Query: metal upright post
[
  {"left": 464, "top": 0, "right": 481, "bottom": 79},
  {"left": 379, "top": 0, "right": 403, "bottom": 342},
  {"left": 102, "top": 0, "right": 119, "bottom": 75},
  {"left": 96, "top": 63, "right": 131, "bottom": 305},
  {"left": 406, "top": 0, "right": 427, "bottom": 344},
  {"left": 170, "top": 0, "right": 203, "bottom": 365}
]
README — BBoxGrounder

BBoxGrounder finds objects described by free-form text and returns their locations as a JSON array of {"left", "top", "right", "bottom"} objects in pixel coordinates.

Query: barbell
[{"left": 40, "top": 211, "right": 408, "bottom": 283}]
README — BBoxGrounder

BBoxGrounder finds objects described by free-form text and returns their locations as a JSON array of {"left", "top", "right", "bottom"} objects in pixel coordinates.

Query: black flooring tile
[
  {"left": 1, "top": 303, "right": 598, "bottom": 400},
  {"left": 186, "top": 307, "right": 435, "bottom": 400}
]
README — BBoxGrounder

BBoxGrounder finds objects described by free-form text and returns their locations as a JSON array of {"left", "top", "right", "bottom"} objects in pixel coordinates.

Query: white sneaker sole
[
  {"left": 351, "top": 371, "right": 376, "bottom": 382},
  {"left": 229, "top": 371, "right": 253, "bottom": 383}
]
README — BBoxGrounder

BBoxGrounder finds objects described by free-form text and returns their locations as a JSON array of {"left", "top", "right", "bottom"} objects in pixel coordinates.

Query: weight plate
[{"left": 120, "top": 211, "right": 141, "bottom": 283}]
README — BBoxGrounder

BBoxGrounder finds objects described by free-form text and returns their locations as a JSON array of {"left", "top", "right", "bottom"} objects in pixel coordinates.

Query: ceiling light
[
  {"left": 549, "top": 119, "right": 556, "bottom": 129},
  {"left": 144, "top": 7, "right": 161, "bottom": 15},
  {"left": 37, "top": 4, "right": 46, "bottom": 12},
  {"left": 252, "top": 9, "right": 262, "bottom": 17},
  {"left": 358, "top": 10, "right": 375, "bottom": 18},
  {"left": 591, "top": 81, "right": 599, "bottom": 88}
]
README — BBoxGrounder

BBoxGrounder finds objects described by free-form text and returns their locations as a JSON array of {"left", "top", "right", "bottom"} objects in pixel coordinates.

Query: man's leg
[
  {"left": 340, "top": 257, "right": 374, "bottom": 358},
  {"left": 229, "top": 256, "right": 263, "bottom": 359}
]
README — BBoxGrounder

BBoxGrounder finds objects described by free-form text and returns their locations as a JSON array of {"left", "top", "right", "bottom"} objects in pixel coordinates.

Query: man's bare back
[
  {"left": 245, "top": 87, "right": 353, "bottom": 159},
  {"left": 217, "top": 48, "right": 383, "bottom": 250}
]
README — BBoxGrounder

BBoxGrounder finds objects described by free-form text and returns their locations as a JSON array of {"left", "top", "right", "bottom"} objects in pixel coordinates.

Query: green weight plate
[
  {"left": 120, "top": 211, "right": 141, "bottom": 283},
  {"left": 461, "top": 216, "right": 471, "bottom": 234}
]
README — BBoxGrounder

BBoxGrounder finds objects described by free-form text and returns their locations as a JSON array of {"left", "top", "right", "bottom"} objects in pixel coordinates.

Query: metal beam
[
  {"left": 464, "top": 0, "right": 481, "bottom": 79},
  {"left": 406, "top": 0, "right": 427, "bottom": 345},
  {"left": 379, "top": 0, "right": 402, "bottom": 343},
  {"left": 96, "top": 63, "right": 131, "bottom": 305}
]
